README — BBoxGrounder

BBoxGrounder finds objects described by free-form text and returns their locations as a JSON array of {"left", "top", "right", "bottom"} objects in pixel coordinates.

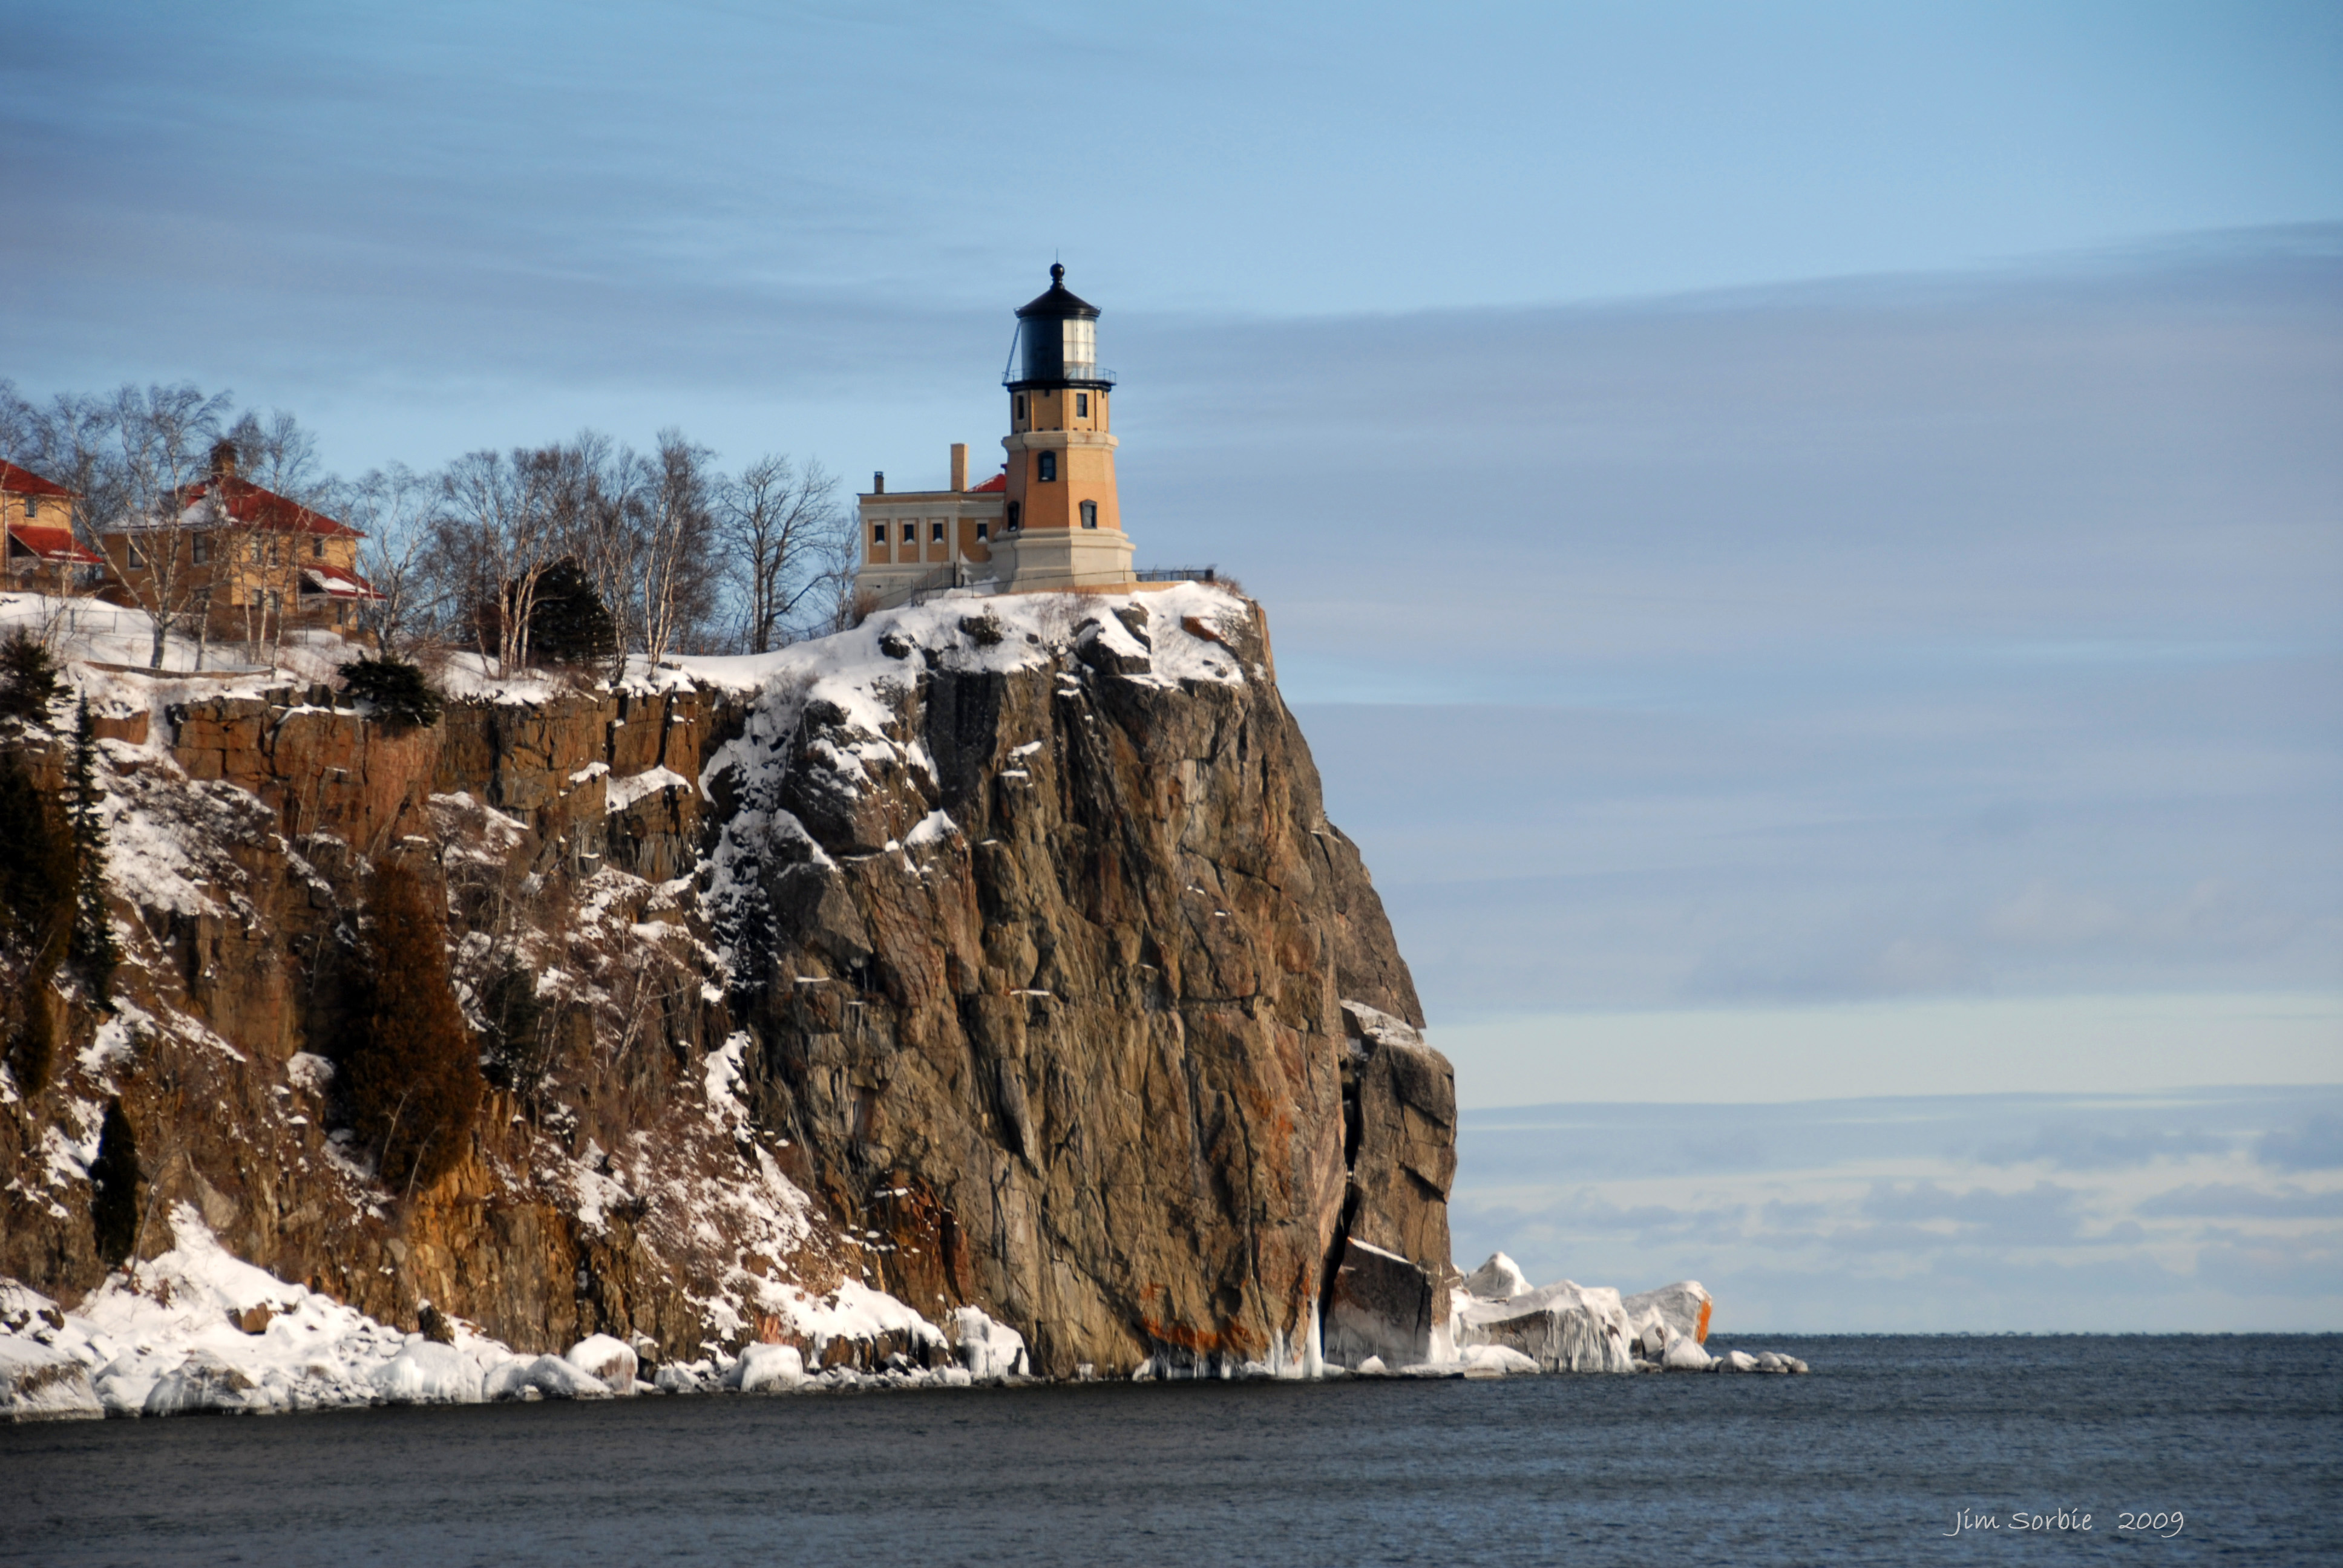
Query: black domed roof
[{"left": 1015, "top": 263, "right": 1099, "bottom": 320}]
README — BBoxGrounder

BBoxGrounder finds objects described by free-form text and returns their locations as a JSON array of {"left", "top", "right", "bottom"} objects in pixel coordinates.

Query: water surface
[{"left": 5, "top": 1335, "right": 2337, "bottom": 1566}]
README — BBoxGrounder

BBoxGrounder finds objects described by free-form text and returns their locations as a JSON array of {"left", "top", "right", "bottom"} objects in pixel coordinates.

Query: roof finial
[{"left": 1050, "top": 261, "right": 1064, "bottom": 286}]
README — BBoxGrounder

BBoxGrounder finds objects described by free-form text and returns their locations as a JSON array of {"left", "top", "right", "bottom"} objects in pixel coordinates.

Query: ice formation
[{"left": 0, "top": 1205, "right": 1044, "bottom": 1420}]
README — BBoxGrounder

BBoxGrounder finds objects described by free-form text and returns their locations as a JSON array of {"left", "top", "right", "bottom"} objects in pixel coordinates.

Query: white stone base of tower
[{"left": 986, "top": 526, "right": 1136, "bottom": 592}]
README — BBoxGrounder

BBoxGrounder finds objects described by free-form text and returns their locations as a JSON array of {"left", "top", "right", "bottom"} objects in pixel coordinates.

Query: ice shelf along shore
[
  {"left": 0, "top": 1205, "right": 1031, "bottom": 1420},
  {"left": 3, "top": 1223, "right": 1795, "bottom": 1422}
]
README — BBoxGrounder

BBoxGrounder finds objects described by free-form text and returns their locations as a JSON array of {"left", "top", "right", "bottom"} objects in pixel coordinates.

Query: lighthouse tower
[
  {"left": 852, "top": 264, "right": 1141, "bottom": 608},
  {"left": 989, "top": 264, "right": 1136, "bottom": 591}
]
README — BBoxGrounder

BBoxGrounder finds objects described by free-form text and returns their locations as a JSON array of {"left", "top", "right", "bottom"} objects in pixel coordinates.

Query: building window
[
  {"left": 23, "top": 496, "right": 38, "bottom": 519},
  {"left": 191, "top": 534, "right": 209, "bottom": 564},
  {"left": 1006, "top": 502, "right": 1021, "bottom": 532},
  {"left": 313, "top": 538, "right": 324, "bottom": 558},
  {"left": 931, "top": 520, "right": 945, "bottom": 543},
  {"left": 1080, "top": 500, "right": 1098, "bottom": 529},
  {"left": 127, "top": 541, "right": 145, "bottom": 569},
  {"left": 251, "top": 537, "right": 263, "bottom": 565},
  {"left": 1037, "top": 451, "right": 1057, "bottom": 483},
  {"left": 1015, "top": 394, "right": 1026, "bottom": 421},
  {"left": 873, "top": 523, "right": 886, "bottom": 546},
  {"left": 1076, "top": 393, "right": 1089, "bottom": 417},
  {"left": 900, "top": 522, "right": 916, "bottom": 544},
  {"left": 251, "top": 590, "right": 264, "bottom": 610},
  {"left": 267, "top": 590, "right": 281, "bottom": 614},
  {"left": 975, "top": 521, "right": 989, "bottom": 541}
]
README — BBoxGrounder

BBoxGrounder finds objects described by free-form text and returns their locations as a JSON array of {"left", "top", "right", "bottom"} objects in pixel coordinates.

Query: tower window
[
  {"left": 931, "top": 520, "right": 945, "bottom": 543},
  {"left": 1076, "top": 393, "right": 1089, "bottom": 417},
  {"left": 1015, "top": 394, "right": 1026, "bottom": 420},
  {"left": 901, "top": 522, "right": 916, "bottom": 543},
  {"left": 873, "top": 523, "right": 886, "bottom": 545},
  {"left": 1037, "top": 452, "right": 1057, "bottom": 483},
  {"left": 1006, "top": 502, "right": 1021, "bottom": 531},
  {"left": 1080, "top": 501, "right": 1098, "bottom": 529}
]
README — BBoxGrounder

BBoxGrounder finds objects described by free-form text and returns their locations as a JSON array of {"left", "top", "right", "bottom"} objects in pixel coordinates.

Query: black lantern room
[{"left": 1005, "top": 264, "right": 1115, "bottom": 391}]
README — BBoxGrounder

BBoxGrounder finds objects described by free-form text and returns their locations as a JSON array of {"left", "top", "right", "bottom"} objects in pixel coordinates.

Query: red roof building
[
  {"left": 2, "top": 459, "right": 100, "bottom": 590},
  {"left": 98, "top": 443, "right": 378, "bottom": 641}
]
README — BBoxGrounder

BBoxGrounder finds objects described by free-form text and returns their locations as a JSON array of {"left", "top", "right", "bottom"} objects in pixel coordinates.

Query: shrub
[
  {"left": 339, "top": 655, "right": 444, "bottom": 730},
  {"left": 0, "top": 630, "right": 59, "bottom": 725},
  {"left": 339, "top": 863, "right": 483, "bottom": 1194}
]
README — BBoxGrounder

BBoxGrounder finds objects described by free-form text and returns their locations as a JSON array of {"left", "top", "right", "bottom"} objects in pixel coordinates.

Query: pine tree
[
  {"left": 526, "top": 557, "right": 619, "bottom": 665},
  {"left": 0, "top": 630, "right": 59, "bottom": 725},
  {"left": 67, "top": 700, "right": 119, "bottom": 1007}
]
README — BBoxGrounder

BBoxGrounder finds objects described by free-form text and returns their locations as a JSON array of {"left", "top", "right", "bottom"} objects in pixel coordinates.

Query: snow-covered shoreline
[
  {"left": 0, "top": 1204, "right": 1031, "bottom": 1422},
  {"left": 4, "top": 1218, "right": 1800, "bottom": 1423}
]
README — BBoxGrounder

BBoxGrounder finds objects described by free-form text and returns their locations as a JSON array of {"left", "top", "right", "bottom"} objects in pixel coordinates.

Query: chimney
[
  {"left": 949, "top": 443, "right": 968, "bottom": 492},
  {"left": 209, "top": 439, "right": 238, "bottom": 478},
  {"left": 873, "top": 471, "right": 885, "bottom": 494}
]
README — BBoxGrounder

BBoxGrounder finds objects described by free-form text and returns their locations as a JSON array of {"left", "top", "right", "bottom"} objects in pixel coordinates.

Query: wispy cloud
[{"left": 1450, "top": 1087, "right": 2343, "bottom": 1330}]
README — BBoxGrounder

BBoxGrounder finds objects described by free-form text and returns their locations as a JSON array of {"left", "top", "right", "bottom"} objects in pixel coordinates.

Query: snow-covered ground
[{"left": 0, "top": 1204, "right": 1033, "bottom": 1421}]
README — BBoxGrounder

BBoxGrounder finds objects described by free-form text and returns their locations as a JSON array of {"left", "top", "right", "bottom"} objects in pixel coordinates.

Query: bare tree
[
  {"left": 221, "top": 408, "right": 330, "bottom": 509},
  {"left": 342, "top": 462, "right": 438, "bottom": 656},
  {"left": 108, "top": 385, "right": 234, "bottom": 670},
  {"left": 715, "top": 452, "right": 845, "bottom": 653},
  {"left": 638, "top": 429, "right": 719, "bottom": 667},
  {"left": 559, "top": 432, "right": 643, "bottom": 678},
  {"left": 431, "top": 447, "right": 568, "bottom": 676}
]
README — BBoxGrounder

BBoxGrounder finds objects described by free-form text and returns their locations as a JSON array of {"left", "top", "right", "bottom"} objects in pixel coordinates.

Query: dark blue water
[{"left": 5, "top": 1336, "right": 2338, "bottom": 1566}]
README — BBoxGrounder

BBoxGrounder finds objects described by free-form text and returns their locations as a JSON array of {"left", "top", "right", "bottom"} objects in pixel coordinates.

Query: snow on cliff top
[{"left": 671, "top": 582, "right": 1256, "bottom": 697}]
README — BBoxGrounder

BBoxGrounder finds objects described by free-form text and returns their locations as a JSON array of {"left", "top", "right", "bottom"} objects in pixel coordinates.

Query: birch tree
[
  {"left": 110, "top": 385, "right": 233, "bottom": 670},
  {"left": 716, "top": 452, "right": 845, "bottom": 654},
  {"left": 638, "top": 430, "right": 718, "bottom": 667},
  {"left": 342, "top": 462, "right": 437, "bottom": 655},
  {"left": 433, "top": 446, "right": 565, "bottom": 676}
]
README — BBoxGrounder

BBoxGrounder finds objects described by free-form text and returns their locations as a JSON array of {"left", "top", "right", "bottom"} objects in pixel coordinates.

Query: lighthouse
[{"left": 854, "top": 264, "right": 1140, "bottom": 608}]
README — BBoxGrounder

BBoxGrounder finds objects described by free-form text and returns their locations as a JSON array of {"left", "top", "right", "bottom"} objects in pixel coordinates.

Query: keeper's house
[{"left": 97, "top": 441, "right": 380, "bottom": 642}]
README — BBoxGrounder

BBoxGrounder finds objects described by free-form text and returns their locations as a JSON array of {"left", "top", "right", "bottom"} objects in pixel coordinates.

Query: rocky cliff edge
[{"left": 0, "top": 583, "right": 1455, "bottom": 1382}]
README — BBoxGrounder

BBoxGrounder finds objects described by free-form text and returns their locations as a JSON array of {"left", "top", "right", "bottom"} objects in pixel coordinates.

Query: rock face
[
  {"left": 709, "top": 586, "right": 1437, "bottom": 1376},
  {"left": 1321, "top": 1001, "right": 1458, "bottom": 1366},
  {"left": 0, "top": 584, "right": 1455, "bottom": 1379}
]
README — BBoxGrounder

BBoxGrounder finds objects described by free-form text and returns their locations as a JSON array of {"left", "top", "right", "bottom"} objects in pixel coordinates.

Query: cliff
[{"left": 0, "top": 584, "right": 1454, "bottom": 1379}]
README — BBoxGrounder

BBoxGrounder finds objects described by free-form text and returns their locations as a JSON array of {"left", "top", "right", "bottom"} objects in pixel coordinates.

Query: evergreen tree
[
  {"left": 339, "top": 655, "right": 443, "bottom": 730},
  {"left": 525, "top": 557, "right": 618, "bottom": 665},
  {"left": 67, "top": 700, "right": 119, "bottom": 1007},
  {"left": 0, "top": 630, "right": 59, "bottom": 725}
]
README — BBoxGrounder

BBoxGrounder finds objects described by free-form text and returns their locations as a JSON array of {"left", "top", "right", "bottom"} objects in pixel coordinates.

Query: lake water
[{"left": 5, "top": 1335, "right": 2338, "bottom": 1566}]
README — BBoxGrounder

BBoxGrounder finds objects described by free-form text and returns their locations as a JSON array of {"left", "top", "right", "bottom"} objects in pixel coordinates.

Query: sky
[{"left": 3, "top": 0, "right": 2338, "bottom": 1328}]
